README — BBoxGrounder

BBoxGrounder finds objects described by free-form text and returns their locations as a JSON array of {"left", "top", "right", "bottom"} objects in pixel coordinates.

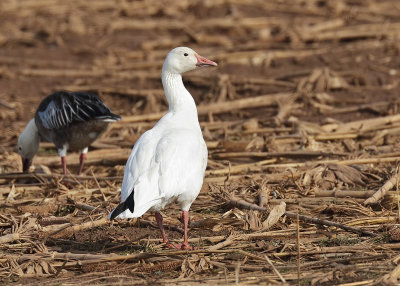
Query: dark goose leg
[
  {"left": 61, "top": 156, "right": 67, "bottom": 175},
  {"left": 58, "top": 146, "right": 68, "bottom": 175},
  {"left": 78, "top": 147, "right": 88, "bottom": 175}
]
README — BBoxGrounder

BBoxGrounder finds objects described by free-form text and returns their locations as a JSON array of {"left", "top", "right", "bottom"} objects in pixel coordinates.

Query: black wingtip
[
  {"left": 126, "top": 189, "right": 135, "bottom": 213},
  {"left": 97, "top": 113, "right": 121, "bottom": 122},
  {"left": 111, "top": 113, "right": 121, "bottom": 121},
  {"left": 109, "top": 189, "right": 135, "bottom": 220},
  {"left": 109, "top": 202, "right": 128, "bottom": 220}
]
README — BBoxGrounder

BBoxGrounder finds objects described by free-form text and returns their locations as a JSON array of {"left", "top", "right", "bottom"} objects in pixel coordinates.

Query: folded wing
[
  {"left": 37, "top": 91, "right": 120, "bottom": 130},
  {"left": 111, "top": 128, "right": 207, "bottom": 219}
]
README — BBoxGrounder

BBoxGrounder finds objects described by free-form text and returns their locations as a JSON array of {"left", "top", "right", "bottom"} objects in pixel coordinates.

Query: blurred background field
[{"left": 1, "top": 0, "right": 400, "bottom": 285}]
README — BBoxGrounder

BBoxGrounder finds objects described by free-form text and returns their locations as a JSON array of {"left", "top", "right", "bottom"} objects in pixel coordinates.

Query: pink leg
[
  {"left": 155, "top": 212, "right": 192, "bottom": 250},
  {"left": 61, "top": 156, "right": 67, "bottom": 175},
  {"left": 155, "top": 212, "right": 169, "bottom": 244},
  {"left": 78, "top": 153, "right": 86, "bottom": 175},
  {"left": 181, "top": 210, "right": 192, "bottom": 250}
]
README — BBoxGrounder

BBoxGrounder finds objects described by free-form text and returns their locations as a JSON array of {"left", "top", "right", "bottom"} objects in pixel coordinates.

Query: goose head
[
  {"left": 162, "top": 47, "right": 217, "bottom": 75},
  {"left": 17, "top": 119, "right": 40, "bottom": 172}
]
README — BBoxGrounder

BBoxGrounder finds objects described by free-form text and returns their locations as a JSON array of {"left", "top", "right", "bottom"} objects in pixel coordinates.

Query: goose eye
[{"left": 184, "top": 53, "right": 188, "bottom": 56}]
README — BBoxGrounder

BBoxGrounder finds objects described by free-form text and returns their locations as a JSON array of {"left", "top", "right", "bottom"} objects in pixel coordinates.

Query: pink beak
[{"left": 195, "top": 54, "right": 218, "bottom": 67}]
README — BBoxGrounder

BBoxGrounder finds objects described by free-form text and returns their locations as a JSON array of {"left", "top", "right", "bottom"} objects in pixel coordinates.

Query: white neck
[
  {"left": 161, "top": 69, "right": 198, "bottom": 119},
  {"left": 19, "top": 118, "right": 40, "bottom": 159}
]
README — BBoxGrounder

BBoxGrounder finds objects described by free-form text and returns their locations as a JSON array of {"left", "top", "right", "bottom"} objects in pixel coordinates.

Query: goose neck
[{"left": 161, "top": 70, "right": 197, "bottom": 114}]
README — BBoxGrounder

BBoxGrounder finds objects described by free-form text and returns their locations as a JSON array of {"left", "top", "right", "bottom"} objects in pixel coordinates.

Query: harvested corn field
[{"left": 1, "top": 0, "right": 400, "bottom": 285}]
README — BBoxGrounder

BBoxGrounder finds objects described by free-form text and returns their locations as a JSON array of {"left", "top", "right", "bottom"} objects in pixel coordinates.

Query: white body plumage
[
  {"left": 115, "top": 111, "right": 208, "bottom": 218},
  {"left": 109, "top": 47, "right": 216, "bottom": 221}
]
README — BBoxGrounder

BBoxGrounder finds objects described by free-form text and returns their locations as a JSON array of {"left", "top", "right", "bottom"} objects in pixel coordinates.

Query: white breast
[{"left": 115, "top": 113, "right": 207, "bottom": 219}]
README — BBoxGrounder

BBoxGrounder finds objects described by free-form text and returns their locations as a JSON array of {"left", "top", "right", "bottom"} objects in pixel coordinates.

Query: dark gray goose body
[{"left": 18, "top": 91, "right": 120, "bottom": 174}]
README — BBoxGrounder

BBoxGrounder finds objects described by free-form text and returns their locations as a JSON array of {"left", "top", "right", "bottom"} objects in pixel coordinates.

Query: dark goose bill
[{"left": 22, "top": 157, "right": 32, "bottom": 172}]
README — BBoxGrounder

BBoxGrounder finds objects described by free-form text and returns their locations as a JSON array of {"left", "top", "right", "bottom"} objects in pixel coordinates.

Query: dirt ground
[{"left": 1, "top": 0, "right": 400, "bottom": 285}]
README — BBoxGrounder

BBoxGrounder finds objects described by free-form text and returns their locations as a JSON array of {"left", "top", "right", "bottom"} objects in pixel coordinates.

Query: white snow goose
[
  {"left": 108, "top": 47, "right": 217, "bottom": 250},
  {"left": 18, "top": 91, "right": 121, "bottom": 175}
]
